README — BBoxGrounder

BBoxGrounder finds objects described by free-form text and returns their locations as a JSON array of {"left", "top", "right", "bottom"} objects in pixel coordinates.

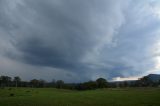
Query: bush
[
  {"left": 9, "top": 93, "right": 15, "bottom": 97},
  {"left": 26, "top": 90, "right": 31, "bottom": 93},
  {"left": 8, "top": 88, "right": 12, "bottom": 90}
]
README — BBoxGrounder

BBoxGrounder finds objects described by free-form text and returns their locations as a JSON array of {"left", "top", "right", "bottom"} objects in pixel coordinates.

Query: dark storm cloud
[
  {"left": 0, "top": 0, "right": 160, "bottom": 82},
  {"left": 4, "top": 0, "right": 126, "bottom": 70}
]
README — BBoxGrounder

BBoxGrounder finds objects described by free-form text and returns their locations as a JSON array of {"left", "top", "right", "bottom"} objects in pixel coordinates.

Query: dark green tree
[
  {"left": 139, "top": 76, "right": 152, "bottom": 87},
  {"left": 0, "top": 76, "right": 12, "bottom": 87},
  {"left": 30, "top": 79, "right": 39, "bottom": 88},
  {"left": 39, "top": 79, "right": 46, "bottom": 88},
  {"left": 124, "top": 81, "right": 128, "bottom": 87},
  {"left": 83, "top": 81, "right": 97, "bottom": 90},
  {"left": 14, "top": 76, "right": 21, "bottom": 87},
  {"left": 56, "top": 80, "right": 64, "bottom": 89},
  {"left": 96, "top": 78, "right": 108, "bottom": 88}
]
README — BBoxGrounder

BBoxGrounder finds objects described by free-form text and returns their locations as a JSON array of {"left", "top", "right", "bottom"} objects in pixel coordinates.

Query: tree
[
  {"left": 82, "top": 81, "right": 97, "bottom": 90},
  {"left": 139, "top": 76, "right": 152, "bottom": 87},
  {"left": 14, "top": 76, "right": 21, "bottom": 87},
  {"left": 51, "top": 79, "right": 56, "bottom": 87},
  {"left": 30, "top": 79, "right": 39, "bottom": 88},
  {"left": 56, "top": 80, "right": 64, "bottom": 89},
  {"left": 39, "top": 79, "right": 46, "bottom": 88},
  {"left": 123, "top": 81, "right": 128, "bottom": 87},
  {"left": 96, "top": 78, "right": 108, "bottom": 88},
  {"left": 0, "top": 76, "right": 12, "bottom": 87}
]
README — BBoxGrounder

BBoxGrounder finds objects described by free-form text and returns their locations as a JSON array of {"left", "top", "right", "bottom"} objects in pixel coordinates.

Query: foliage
[
  {"left": 96, "top": 78, "right": 108, "bottom": 88},
  {"left": 0, "top": 75, "right": 160, "bottom": 90}
]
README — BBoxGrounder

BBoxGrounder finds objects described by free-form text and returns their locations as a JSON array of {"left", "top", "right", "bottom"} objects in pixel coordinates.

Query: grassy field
[{"left": 0, "top": 87, "right": 160, "bottom": 106}]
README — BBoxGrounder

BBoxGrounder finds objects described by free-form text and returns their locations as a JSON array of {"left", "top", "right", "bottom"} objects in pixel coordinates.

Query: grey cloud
[{"left": 0, "top": 0, "right": 160, "bottom": 82}]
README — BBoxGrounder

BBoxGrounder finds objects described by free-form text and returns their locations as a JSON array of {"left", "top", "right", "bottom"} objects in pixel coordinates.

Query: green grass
[{"left": 0, "top": 87, "right": 160, "bottom": 106}]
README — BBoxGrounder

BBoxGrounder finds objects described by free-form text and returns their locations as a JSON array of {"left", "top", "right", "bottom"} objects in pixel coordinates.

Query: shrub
[{"left": 9, "top": 93, "right": 15, "bottom": 97}]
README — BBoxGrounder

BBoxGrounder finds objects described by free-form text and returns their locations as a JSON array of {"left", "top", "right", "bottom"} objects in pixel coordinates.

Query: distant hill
[
  {"left": 147, "top": 74, "right": 160, "bottom": 82},
  {"left": 111, "top": 74, "right": 160, "bottom": 84}
]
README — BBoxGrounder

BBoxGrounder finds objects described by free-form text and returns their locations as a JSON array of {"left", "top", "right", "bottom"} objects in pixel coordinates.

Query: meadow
[{"left": 0, "top": 87, "right": 160, "bottom": 106}]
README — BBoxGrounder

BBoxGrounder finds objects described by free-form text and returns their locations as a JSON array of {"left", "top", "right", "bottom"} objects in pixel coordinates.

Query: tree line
[
  {"left": 0, "top": 75, "right": 160, "bottom": 90},
  {"left": 0, "top": 76, "right": 108, "bottom": 90}
]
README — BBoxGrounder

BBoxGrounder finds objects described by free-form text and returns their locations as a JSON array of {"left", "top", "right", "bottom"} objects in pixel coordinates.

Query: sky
[{"left": 0, "top": 0, "right": 160, "bottom": 82}]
